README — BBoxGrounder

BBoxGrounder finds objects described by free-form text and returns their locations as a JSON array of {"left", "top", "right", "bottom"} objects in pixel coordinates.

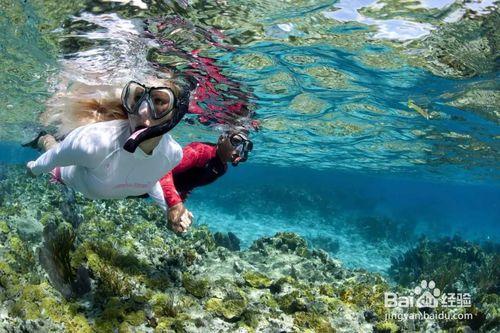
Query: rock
[
  {"left": 363, "top": 310, "right": 377, "bottom": 323},
  {"left": 233, "top": 261, "right": 243, "bottom": 273},
  {"left": 214, "top": 231, "right": 241, "bottom": 251},
  {"left": 250, "top": 232, "right": 310, "bottom": 257}
]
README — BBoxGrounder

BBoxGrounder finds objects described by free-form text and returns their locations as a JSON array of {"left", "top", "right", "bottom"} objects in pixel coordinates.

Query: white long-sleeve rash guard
[{"left": 28, "top": 119, "right": 182, "bottom": 211}]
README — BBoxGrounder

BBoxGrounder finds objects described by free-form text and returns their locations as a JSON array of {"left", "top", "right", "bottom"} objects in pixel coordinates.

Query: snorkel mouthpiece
[
  {"left": 124, "top": 126, "right": 161, "bottom": 153},
  {"left": 123, "top": 86, "right": 191, "bottom": 153}
]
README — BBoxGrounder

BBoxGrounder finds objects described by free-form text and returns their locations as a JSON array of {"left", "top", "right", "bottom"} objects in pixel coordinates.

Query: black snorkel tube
[{"left": 123, "top": 84, "right": 192, "bottom": 153}]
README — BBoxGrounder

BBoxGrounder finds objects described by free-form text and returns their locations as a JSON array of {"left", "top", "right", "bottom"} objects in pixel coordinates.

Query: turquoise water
[
  {"left": 187, "top": 162, "right": 499, "bottom": 271},
  {"left": 1, "top": 1, "right": 499, "bottom": 332},
  {"left": 221, "top": 43, "right": 498, "bottom": 176},
  {"left": 1, "top": 0, "right": 498, "bottom": 272}
]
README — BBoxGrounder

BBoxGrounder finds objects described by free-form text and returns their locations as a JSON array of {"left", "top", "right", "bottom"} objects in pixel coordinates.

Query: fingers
[
  {"left": 170, "top": 222, "right": 189, "bottom": 233},
  {"left": 179, "top": 212, "right": 192, "bottom": 229},
  {"left": 26, "top": 161, "right": 36, "bottom": 178},
  {"left": 168, "top": 203, "right": 184, "bottom": 221},
  {"left": 168, "top": 209, "right": 193, "bottom": 234},
  {"left": 171, "top": 223, "right": 185, "bottom": 233}
]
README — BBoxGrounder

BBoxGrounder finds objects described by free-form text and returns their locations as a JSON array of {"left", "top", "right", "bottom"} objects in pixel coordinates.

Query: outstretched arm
[
  {"left": 160, "top": 171, "right": 183, "bottom": 208},
  {"left": 159, "top": 143, "right": 203, "bottom": 207},
  {"left": 152, "top": 179, "right": 192, "bottom": 233},
  {"left": 27, "top": 126, "right": 105, "bottom": 176}
]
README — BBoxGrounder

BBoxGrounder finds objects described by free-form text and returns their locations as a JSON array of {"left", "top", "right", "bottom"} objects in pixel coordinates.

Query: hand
[
  {"left": 26, "top": 161, "right": 36, "bottom": 178},
  {"left": 168, "top": 203, "right": 193, "bottom": 233}
]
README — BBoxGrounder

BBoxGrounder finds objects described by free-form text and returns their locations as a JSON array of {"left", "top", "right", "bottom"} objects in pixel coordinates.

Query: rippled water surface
[
  {"left": 0, "top": 0, "right": 499, "bottom": 269},
  {"left": 1, "top": 0, "right": 498, "bottom": 179}
]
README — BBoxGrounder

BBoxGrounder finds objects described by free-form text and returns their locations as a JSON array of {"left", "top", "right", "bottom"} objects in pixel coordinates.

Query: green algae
[
  {"left": 86, "top": 250, "right": 137, "bottom": 297},
  {"left": 277, "top": 290, "right": 309, "bottom": 314},
  {"left": 374, "top": 320, "right": 399, "bottom": 333},
  {"left": 0, "top": 167, "right": 492, "bottom": 331},
  {"left": 94, "top": 297, "right": 150, "bottom": 332},
  {"left": 294, "top": 311, "right": 335, "bottom": 333},
  {"left": 319, "top": 283, "right": 336, "bottom": 297},
  {"left": 243, "top": 270, "right": 273, "bottom": 288},
  {"left": 182, "top": 272, "right": 209, "bottom": 298},
  {"left": 124, "top": 310, "right": 146, "bottom": 326},
  {"left": 338, "top": 274, "right": 390, "bottom": 319},
  {"left": 151, "top": 292, "right": 179, "bottom": 317},
  {"left": 0, "top": 221, "right": 9, "bottom": 234},
  {"left": 154, "top": 313, "right": 191, "bottom": 333},
  {"left": 270, "top": 276, "right": 297, "bottom": 294},
  {"left": 259, "top": 291, "right": 279, "bottom": 309},
  {"left": 6, "top": 233, "right": 36, "bottom": 273},
  {"left": 205, "top": 291, "right": 248, "bottom": 321},
  {"left": 9, "top": 281, "right": 92, "bottom": 332}
]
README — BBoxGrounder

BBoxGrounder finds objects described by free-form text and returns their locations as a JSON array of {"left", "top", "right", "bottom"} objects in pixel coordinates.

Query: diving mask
[
  {"left": 121, "top": 81, "right": 176, "bottom": 120},
  {"left": 229, "top": 132, "right": 253, "bottom": 164},
  {"left": 121, "top": 80, "right": 191, "bottom": 153}
]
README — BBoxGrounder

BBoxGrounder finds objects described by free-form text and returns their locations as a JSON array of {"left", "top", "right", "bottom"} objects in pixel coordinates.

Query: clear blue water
[
  {"left": 216, "top": 42, "right": 499, "bottom": 179},
  {"left": 1, "top": 0, "right": 499, "bottom": 274},
  {"left": 186, "top": 162, "right": 499, "bottom": 271}
]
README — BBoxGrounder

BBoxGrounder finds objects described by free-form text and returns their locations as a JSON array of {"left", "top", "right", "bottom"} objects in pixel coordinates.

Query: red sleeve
[
  {"left": 159, "top": 142, "right": 217, "bottom": 208},
  {"left": 159, "top": 171, "right": 182, "bottom": 208}
]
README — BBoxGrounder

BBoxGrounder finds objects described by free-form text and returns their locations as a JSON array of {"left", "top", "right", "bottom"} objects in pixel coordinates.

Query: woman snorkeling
[{"left": 26, "top": 76, "right": 194, "bottom": 233}]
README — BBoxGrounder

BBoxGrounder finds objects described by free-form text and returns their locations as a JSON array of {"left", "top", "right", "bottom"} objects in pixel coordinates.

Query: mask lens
[
  {"left": 150, "top": 88, "right": 175, "bottom": 118},
  {"left": 229, "top": 133, "right": 253, "bottom": 163},
  {"left": 125, "top": 82, "right": 146, "bottom": 112},
  {"left": 230, "top": 134, "right": 244, "bottom": 147}
]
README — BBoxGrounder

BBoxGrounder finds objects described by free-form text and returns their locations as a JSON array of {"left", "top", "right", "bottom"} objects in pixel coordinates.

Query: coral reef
[
  {"left": 390, "top": 236, "right": 499, "bottom": 295},
  {"left": 0, "top": 166, "right": 497, "bottom": 332},
  {"left": 390, "top": 236, "right": 500, "bottom": 331},
  {"left": 349, "top": 215, "right": 417, "bottom": 245},
  {"left": 214, "top": 231, "right": 241, "bottom": 251}
]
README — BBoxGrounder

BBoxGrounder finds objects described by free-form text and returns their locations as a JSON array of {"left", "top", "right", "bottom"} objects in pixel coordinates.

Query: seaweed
[
  {"left": 390, "top": 236, "right": 499, "bottom": 295},
  {"left": 390, "top": 236, "right": 500, "bottom": 330},
  {"left": 0, "top": 166, "right": 493, "bottom": 332}
]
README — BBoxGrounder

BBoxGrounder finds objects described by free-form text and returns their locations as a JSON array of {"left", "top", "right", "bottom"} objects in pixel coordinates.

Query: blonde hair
[{"left": 41, "top": 78, "right": 185, "bottom": 138}]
